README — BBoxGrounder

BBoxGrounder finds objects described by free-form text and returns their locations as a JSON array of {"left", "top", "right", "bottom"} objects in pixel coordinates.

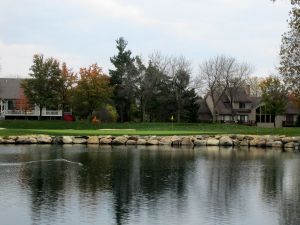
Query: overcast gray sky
[{"left": 0, "top": 0, "right": 291, "bottom": 78}]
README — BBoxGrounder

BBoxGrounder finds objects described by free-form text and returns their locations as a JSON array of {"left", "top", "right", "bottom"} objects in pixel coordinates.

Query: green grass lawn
[{"left": 0, "top": 120, "right": 299, "bottom": 136}]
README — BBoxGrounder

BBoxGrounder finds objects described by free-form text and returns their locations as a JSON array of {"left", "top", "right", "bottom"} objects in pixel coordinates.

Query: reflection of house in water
[
  {"left": 0, "top": 78, "right": 62, "bottom": 119},
  {"left": 198, "top": 86, "right": 300, "bottom": 128}
]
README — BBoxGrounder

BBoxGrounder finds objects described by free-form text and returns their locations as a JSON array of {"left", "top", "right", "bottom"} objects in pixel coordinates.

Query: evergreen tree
[
  {"left": 109, "top": 37, "right": 137, "bottom": 122},
  {"left": 182, "top": 88, "right": 200, "bottom": 123}
]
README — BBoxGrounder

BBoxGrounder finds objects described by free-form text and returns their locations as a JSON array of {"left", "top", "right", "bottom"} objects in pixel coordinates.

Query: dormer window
[{"left": 239, "top": 102, "right": 246, "bottom": 109}]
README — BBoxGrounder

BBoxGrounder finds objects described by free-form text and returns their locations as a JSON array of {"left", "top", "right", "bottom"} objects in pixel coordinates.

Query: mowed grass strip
[{"left": 0, "top": 120, "right": 299, "bottom": 136}]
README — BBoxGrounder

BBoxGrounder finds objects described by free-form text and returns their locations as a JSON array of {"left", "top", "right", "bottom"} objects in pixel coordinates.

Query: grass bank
[{"left": 0, "top": 120, "right": 299, "bottom": 136}]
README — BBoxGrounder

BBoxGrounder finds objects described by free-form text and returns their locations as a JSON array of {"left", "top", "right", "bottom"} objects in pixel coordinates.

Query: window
[
  {"left": 255, "top": 106, "right": 274, "bottom": 123},
  {"left": 286, "top": 115, "right": 294, "bottom": 122},
  {"left": 239, "top": 103, "right": 246, "bottom": 109},
  {"left": 256, "top": 115, "right": 260, "bottom": 122},
  {"left": 266, "top": 115, "right": 270, "bottom": 123},
  {"left": 7, "top": 100, "right": 16, "bottom": 110}
]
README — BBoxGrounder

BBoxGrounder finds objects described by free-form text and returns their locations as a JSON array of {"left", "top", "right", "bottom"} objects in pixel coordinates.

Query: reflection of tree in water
[
  {"left": 260, "top": 152, "right": 300, "bottom": 225},
  {"left": 204, "top": 148, "right": 247, "bottom": 218},
  {"left": 76, "top": 146, "right": 197, "bottom": 225},
  {"left": 261, "top": 153, "right": 283, "bottom": 202},
  {"left": 278, "top": 157, "right": 300, "bottom": 225},
  {"left": 197, "top": 147, "right": 274, "bottom": 220},
  {"left": 19, "top": 145, "right": 71, "bottom": 225},
  {"left": 112, "top": 147, "right": 197, "bottom": 225},
  {"left": 16, "top": 145, "right": 300, "bottom": 225}
]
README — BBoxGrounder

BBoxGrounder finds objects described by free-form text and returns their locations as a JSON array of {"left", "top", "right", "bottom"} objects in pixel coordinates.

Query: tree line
[
  {"left": 22, "top": 38, "right": 199, "bottom": 122},
  {"left": 21, "top": 0, "right": 300, "bottom": 123}
]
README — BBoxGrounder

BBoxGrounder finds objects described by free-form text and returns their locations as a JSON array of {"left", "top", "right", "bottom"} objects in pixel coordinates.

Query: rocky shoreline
[{"left": 0, "top": 134, "right": 299, "bottom": 151}]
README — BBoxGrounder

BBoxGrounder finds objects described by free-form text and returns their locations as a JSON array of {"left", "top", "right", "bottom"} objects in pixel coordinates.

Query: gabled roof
[
  {"left": 197, "top": 98, "right": 213, "bottom": 121},
  {"left": 250, "top": 96, "right": 261, "bottom": 109},
  {"left": 225, "top": 87, "right": 252, "bottom": 103},
  {"left": 215, "top": 100, "right": 232, "bottom": 115},
  {"left": 251, "top": 96, "right": 299, "bottom": 115},
  {"left": 0, "top": 78, "right": 23, "bottom": 99}
]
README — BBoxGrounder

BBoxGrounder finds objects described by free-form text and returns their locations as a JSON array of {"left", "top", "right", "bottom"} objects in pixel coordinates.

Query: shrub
[{"left": 93, "top": 104, "right": 118, "bottom": 123}]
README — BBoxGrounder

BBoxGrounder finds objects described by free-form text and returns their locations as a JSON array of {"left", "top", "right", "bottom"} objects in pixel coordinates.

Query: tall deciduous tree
[
  {"left": 22, "top": 54, "right": 62, "bottom": 119},
  {"left": 73, "top": 64, "right": 113, "bottom": 119},
  {"left": 279, "top": 2, "right": 300, "bottom": 102},
  {"left": 197, "top": 55, "right": 236, "bottom": 122},
  {"left": 197, "top": 55, "right": 253, "bottom": 122},
  {"left": 246, "top": 76, "right": 263, "bottom": 97},
  {"left": 60, "top": 62, "right": 77, "bottom": 114},
  {"left": 109, "top": 37, "right": 137, "bottom": 122},
  {"left": 260, "top": 76, "right": 288, "bottom": 127},
  {"left": 169, "top": 56, "right": 192, "bottom": 123},
  {"left": 226, "top": 62, "right": 253, "bottom": 119}
]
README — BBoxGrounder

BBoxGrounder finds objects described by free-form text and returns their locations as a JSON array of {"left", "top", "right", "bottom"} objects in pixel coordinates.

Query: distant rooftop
[{"left": 0, "top": 78, "right": 23, "bottom": 99}]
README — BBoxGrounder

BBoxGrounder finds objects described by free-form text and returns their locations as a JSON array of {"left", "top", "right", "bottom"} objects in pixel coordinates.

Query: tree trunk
[
  {"left": 177, "top": 106, "right": 181, "bottom": 123},
  {"left": 212, "top": 108, "right": 217, "bottom": 123},
  {"left": 39, "top": 105, "right": 42, "bottom": 120},
  {"left": 176, "top": 92, "right": 181, "bottom": 123},
  {"left": 142, "top": 103, "right": 147, "bottom": 122}
]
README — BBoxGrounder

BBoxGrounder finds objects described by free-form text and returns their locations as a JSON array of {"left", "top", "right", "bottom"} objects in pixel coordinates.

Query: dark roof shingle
[{"left": 0, "top": 78, "right": 23, "bottom": 99}]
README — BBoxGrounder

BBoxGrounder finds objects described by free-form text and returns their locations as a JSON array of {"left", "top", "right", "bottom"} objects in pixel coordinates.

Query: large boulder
[
  {"left": 137, "top": 138, "right": 146, "bottom": 145},
  {"left": 249, "top": 137, "right": 266, "bottom": 147},
  {"left": 236, "top": 135, "right": 245, "bottom": 141},
  {"left": 62, "top": 136, "right": 73, "bottom": 144},
  {"left": 3, "top": 138, "right": 15, "bottom": 144},
  {"left": 219, "top": 136, "right": 233, "bottom": 146},
  {"left": 73, "top": 137, "right": 87, "bottom": 144},
  {"left": 16, "top": 136, "right": 37, "bottom": 144},
  {"left": 126, "top": 140, "right": 137, "bottom": 145},
  {"left": 87, "top": 136, "right": 99, "bottom": 144},
  {"left": 159, "top": 136, "right": 172, "bottom": 145},
  {"left": 282, "top": 137, "right": 294, "bottom": 144},
  {"left": 112, "top": 136, "right": 128, "bottom": 145},
  {"left": 128, "top": 136, "right": 139, "bottom": 141},
  {"left": 257, "top": 140, "right": 266, "bottom": 147},
  {"left": 240, "top": 139, "right": 249, "bottom": 146},
  {"left": 194, "top": 139, "right": 207, "bottom": 146},
  {"left": 207, "top": 138, "right": 219, "bottom": 146},
  {"left": 284, "top": 142, "right": 295, "bottom": 149},
  {"left": 171, "top": 136, "right": 181, "bottom": 146},
  {"left": 37, "top": 135, "right": 52, "bottom": 144},
  {"left": 181, "top": 137, "right": 193, "bottom": 146},
  {"left": 146, "top": 139, "right": 159, "bottom": 145},
  {"left": 233, "top": 139, "right": 240, "bottom": 146},
  {"left": 2, "top": 136, "right": 17, "bottom": 144},
  {"left": 100, "top": 137, "right": 112, "bottom": 144},
  {"left": 271, "top": 141, "right": 283, "bottom": 148},
  {"left": 52, "top": 136, "right": 63, "bottom": 144}
]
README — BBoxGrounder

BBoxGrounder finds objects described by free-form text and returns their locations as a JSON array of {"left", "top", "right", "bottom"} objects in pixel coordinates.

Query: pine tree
[{"left": 109, "top": 37, "right": 137, "bottom": 122}]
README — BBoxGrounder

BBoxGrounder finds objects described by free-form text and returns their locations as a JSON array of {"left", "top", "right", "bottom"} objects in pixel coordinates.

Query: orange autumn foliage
[{"left": 15, "top": 89, "right": 33, "bottom": 113}]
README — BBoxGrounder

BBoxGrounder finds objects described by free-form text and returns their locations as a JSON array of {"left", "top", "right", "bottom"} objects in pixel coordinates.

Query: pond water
[{"left": 0, "top": 145, "right": 300, "bottom": 225}]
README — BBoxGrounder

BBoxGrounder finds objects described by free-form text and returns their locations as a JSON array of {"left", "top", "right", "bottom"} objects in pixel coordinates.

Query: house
[
  {"left": 0, "top": 78, "right": 62, "bottom": 119},
  {"left": 198, "top": 86, "right": 300, "bottom": 128}
]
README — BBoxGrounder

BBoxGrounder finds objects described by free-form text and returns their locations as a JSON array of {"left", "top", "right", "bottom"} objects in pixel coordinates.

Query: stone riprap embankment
[{"left": 0, "top": 134, "right": 300, "bottom": 151}]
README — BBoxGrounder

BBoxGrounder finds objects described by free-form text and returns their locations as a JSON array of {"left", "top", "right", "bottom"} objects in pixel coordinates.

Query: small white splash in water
[{"left": 0, "top": 159, "right": 83, "bottom": 167}]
